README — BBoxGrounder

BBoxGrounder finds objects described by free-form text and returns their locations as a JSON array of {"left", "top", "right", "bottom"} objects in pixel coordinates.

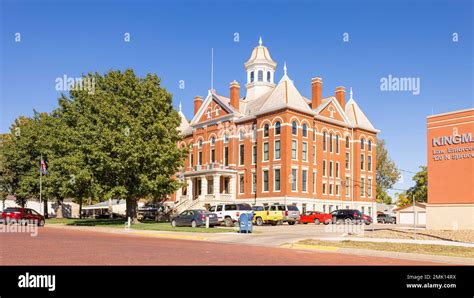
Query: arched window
[
  {"left": 258, "top": 70, "right": 263, "bottom": 82},
  {"left": 263, "top": 124, "right": 269, "bottom": 137},
  {"left": 361, "top": 138, "right": 365, "bottom": 150},
  {"left": 267, "top": 71, "right": 271, "bottom": 82},
  {"left": 224, "top": 134, "right": 229, "bottom": 143},
  {"left": 329, "top": 133, "right": 333, "bottom": 152},
  {"left": 323, "top": 132, "right": 327, "bottom": 151},
  {"left": 275, "top": 121, "right": 281, "bottom": 135},
  {"left": 239, "top": 130, "right": 245, "bottom": 141},
  {"left": 292, "top": 121, "right": 297, "bottom": 135},
  {"left": 368, "top": 140, "right": 372, "bottom": 151},
  {"left": 198, "top": 140, "right": 203, "bottom": 148},
  {"left": 302, "top": 124, "right": 308, "bottom": 137},
  {"left": 210, "top": 137, "right": 216, "bottom": 145},
  {"left": 252, "top": 124, "right": 257, "bottom": 140},
  {"left": 250, "top": 71, "right": 254, "bottom": 83},
  {"left": 346, "top": 136, "right": 350, "bottom": 148}
]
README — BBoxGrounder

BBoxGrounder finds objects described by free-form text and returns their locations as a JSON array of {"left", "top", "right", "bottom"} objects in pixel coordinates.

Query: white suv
[{"left": 208, "top": 203, "right": 253, "bottom": 227}]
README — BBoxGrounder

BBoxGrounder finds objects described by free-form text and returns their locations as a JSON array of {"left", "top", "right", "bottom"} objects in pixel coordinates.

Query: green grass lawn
[{"left": 45, "top": 218, "right": 235, "bottom": 233}]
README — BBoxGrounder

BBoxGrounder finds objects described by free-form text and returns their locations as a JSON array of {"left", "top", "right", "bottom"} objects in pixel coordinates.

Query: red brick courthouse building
[{"left": 172, "top": 39, "right": 378, "bottom": 217}]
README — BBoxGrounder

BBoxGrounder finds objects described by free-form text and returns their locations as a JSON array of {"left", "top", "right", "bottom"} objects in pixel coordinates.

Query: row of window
[
  {"left": 250, "top": 70, "right": 271, "bottom": 83},
  {"left": 238, "top": 169, "right": 372, "bottom": 198}
]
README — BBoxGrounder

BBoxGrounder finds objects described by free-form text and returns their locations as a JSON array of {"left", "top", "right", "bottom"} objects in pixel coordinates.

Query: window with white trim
[
  {"left": 263, "top": 142, "right": 269, "bottom": 161},
  {"left": 274, "top": 169, "right": 281, "bottom": 191},
  {"left": 275, "top": 140, "right": 281, "bottom": 160},
  {"left": 292, "top": 140, "right": 297, "bottom": 160},
  {"left": 291, "top": 169, "right": 297, "bottom": 191},
  {"left": 323, "top": 160, "right": 327, "bottom": 177},
  {"left": 263, "top": 170, "right": 269, "bottom": 192},
  {"left": 361, "top": 177, "right": 365, "bottom": 197},
  {"left": 239, "top": 174, "right": 244, "bottom": 194},
  {"left": 345, "top": 177, "right": 350, "bottom": 197},
  {"left": 302, "top": 142, "right": 308, "bottom": 161},
  {"left": 302, "top": 170, "right": 308, "bottom": 192},
  {"left": 368, "top": 178, "right": 372, "bottom": 197}
]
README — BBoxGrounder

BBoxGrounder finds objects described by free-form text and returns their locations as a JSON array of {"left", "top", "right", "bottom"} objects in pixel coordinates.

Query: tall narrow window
[
  {"left": 368, "top": 140, "right": 372, "bottom": 151},
  {"left": 336, "top": 184, "right": 340, "bottom": 196},
  {"left": 291, "top": 169, "right": 297, "bottom": 191},
  {"left": 275, "top": 121, "right": 281, "bottom": 135},
  {"left": 345, "top": 153, "right": 350, "bottom": 169},
  {"left": 329, "top": 161, "right": 333, "bottom": 177},
  {"left": 336, "top": 135, "right": 339, "bottom": 153},
  {"left": 368, "top": 155, "right": 372, "bottom": 171},
  {"left": 302, "top": 124, "right": 308, "bottom": 137},
  {"left": 292, "top": 140, "right": 297, "bottom": 159},
  {"left": 252, "top": 172, "right": 256, "bottom": 193},
  {"left": 329, "top": 184, "right": 333, "bottom": 195},
  {"left": 336, "top": 162, "right": 340, "bottom": 178},
  {"left": 361, "top": 154, "right": 365, "bottom": 170},
  {"left": 312, "top": 171, "right": 316, "bottom": 193},
  {"left": 302, "top": 142, "right": 308, "bottom": 161},
  {"left": 239, "top": 130, "right": 245, "bottom": 141},
  {"left": 323, "top": 132, "right": 327, "bottom": 151},
  {"left": 252, "top": 145, "right": 257, "bottom": 164},
  {"left": 323, "top": 160, "right": 327, "bottom": 176},
  {"left": 198, "top": 151, "right": 202, "bottom": 165},
  {"left": 292, "top": 121, "right": 297, "bottom": 135},
  {"left": 361, "top": 138, "right": 365, "bottom": 150},
  {"left": 211, "top": 148, "right": 215, "bottom": 163},
  {"left": 329, "top": 133, "right": 333, "bottom": 152},
  {"left": 239, "top": 144, "right": 245, "bottom": 165},
  {"left": 263, "top": 124, "right": 269, "bottom": 137},
  {"left": 224, "top": 134, "right": 229, "bottom": 143},
  {"left": 368, "top": 178, "right": 372, "bottom": 197},
  {"left": 258, "top": 70, "right": 263, "bottom": 82},
  {"left": 239, "top": 174, "right": 245, "bottom": 194},
  {"left": 263, "top": 170, "right": 269, "bottom": 192},
  {"left": 361, "top": 177, "right": 365, "bottom": 197},
  {"left": 275, "top": 140, "right": 281, "bottom": 160},
  {"left": 345, "top": 177, "right": 350, "bottom": 197},
  {"left": 274, "top": 169, "right": 281, "bottom": 191},
  {"left": 302, "top": 170, "right": 308, "bottom": 192},
  {"left": 252, "top": 124, "right": 257, "bottom": 140},
  {"left": 346, "top": 136, "right": 350, "bottom": 148},
  {"left": 224, "top": 147, "right": 229, "bottom": 166},
  {"left": 266, "top": 71, "right": 271, "bottom": 82},
  {"left": 322, "top": 183, "right": 326, "bottom": 194},
  {"left": 312, "top": 145, "right": 316, "bottom": 164},
  {"left": 263, "top": 142, "right": 269, "bottom": 161},
  {"left": 250, "top": 71, "right": 254, "bottom": 83},
  {"left": 313, "top": 128, "right": 316, "bottom": 141}
]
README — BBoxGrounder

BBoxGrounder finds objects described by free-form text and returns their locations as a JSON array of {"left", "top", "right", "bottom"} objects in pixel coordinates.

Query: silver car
[{"left": 273, "top": 204, "right": 300, "bottom": 225}]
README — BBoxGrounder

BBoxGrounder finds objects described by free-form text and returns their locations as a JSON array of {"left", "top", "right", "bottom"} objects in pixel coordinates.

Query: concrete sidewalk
[{"left": 320, "top": 236, "right": 474, "bottom": 247}]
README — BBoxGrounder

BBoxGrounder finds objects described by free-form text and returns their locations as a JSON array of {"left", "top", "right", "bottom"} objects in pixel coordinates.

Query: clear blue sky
[{"left": 1, "top": 0, "right": 472, "bottom": 196}]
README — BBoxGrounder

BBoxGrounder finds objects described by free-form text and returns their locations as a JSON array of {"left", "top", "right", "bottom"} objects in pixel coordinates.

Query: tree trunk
[
  {"left": 108, "top": 198, "right": 113, "bottom": 219},
  {"left": 126, "top": 198, "right": 139, "bottom": 224},
  {"left": 43, "top": 199, "right": 49, "bottom": 219},
  {"left": 79, "top": 198, "right": 83, "bottom": 219},
  {"left": 56, "top": 200, "right": 63, "bottom": 218}
]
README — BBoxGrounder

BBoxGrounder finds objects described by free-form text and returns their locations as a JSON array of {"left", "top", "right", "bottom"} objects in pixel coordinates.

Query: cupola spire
[{"left": 259, "top": 36, "right": 263, "bottom": 46}]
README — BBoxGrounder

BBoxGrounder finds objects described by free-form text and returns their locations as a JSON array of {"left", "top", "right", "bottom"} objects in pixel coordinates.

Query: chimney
[
  {"left": 335, "top": 86, "right": 346, "bottom": 108},
  {"left": 193, "top": 95, "right": 203, "bottom": 115},
  {"left": 311, "top": 77, "right": 322, "bottom": 109},
  {"left": 230, "top": 81, "right": 240, "bottom": 110}
]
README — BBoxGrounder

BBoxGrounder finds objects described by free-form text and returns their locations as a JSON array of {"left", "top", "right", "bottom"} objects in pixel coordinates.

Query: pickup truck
[
  {"left": 299, "top": 211, "right": 332, "bottom": 225},
  {"left": 208, "top": 203, "right": 253, "bottom": 227},
  {"left": 252, "top": 205, "right": 283, "bottom": 226}
]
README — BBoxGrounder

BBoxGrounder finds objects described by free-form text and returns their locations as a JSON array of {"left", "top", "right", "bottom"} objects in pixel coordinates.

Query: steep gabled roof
[
  {"left": 248, "top": 73, "right": 314, "bottom": 115},
  {"left": 314, "top": 96, "right": 353, "bottom": 126},
  {"left": 345, "top": 97, "right": 378, "bottom": 132},
  {"left": 190, "top": 89, "right": 239, "bottom": 126}
]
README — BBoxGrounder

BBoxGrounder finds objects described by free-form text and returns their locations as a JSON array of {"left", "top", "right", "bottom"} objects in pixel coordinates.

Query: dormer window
[
  {"left": 207, "top": 110, "right": 211, "bottom": 119},
  {"left": 215, "top": 108, "right": 220, "bottom": 116},
  {"left": 267, "top": 71, "right": 271, "bottom": 82},
  {"left": 258, "top": 70, "right": 263, "bottom": 82},
  {"left": 250, "top": 71, "right": 255, "bottom": 83}
]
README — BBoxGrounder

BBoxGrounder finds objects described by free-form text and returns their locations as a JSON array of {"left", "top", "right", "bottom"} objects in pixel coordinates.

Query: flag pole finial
[
  {"left": 259, "top": 36, "right": 262, "bottom": 46},
  {"left": 283, "top": 61, "right": 287, "bottom": 76}
]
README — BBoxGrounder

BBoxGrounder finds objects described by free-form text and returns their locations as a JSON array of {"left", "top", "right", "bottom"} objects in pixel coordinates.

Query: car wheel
[
  {"left": 324, "top": 220, "right": 330, "bottom": 225},
  {"left": 288, "top": 221, "right": 295, "bottom": 225},
  {"left": 224, "top": 217, "right": 233, "bottom": 227},
  {"left": 314, "top": 219, "right": 321, "bottom": 225},
  {"left": 38, "top": 219, "right": 45, "bottom": 227},
  {"left": 191, "top": 220, "right": 197, "bottom": 228},
  {"left": 256, "top": 217, "right": 264, "bottom": 226},
  {"left": 171, "top": 220, "right": 177, "bottom": 227}
]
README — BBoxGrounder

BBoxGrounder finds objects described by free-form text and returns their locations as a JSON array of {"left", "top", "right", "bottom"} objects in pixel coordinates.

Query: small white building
[
  {"left": 1, "top": 195, "right": 80, "bottom": 218},
  {"left": 393, "top": 202, "right": 426, "bottom": 226}
]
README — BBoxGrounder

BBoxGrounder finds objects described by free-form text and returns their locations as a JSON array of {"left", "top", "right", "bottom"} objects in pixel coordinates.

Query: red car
[
  {"left": 1, "top": 207, "right": 45, "bottom": 226},
  {"left": 299, "top": 211, "right": 332, "bottom": 225},
  {"left": 361, "top": 214, "right": 373, "bottom": 225}
]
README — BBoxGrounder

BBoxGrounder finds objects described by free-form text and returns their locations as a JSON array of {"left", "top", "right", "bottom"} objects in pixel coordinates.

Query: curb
[{"left": 280, "top": 243, "right": 339, "bottom": 252}]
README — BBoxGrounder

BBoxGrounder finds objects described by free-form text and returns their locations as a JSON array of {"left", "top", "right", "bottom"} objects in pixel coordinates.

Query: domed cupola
[{"left": 244, "top": 37, "right": 277, "bottom": 100}]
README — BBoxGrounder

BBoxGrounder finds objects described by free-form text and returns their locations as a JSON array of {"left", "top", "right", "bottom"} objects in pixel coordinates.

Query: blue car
[{"left": 171, "top": 209, "right": 219, "bottom": 228}]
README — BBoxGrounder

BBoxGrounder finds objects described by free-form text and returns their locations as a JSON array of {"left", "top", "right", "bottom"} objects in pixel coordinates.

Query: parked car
[
  {"left": 170, "top": 209, "right": 218, "bottom": 228},
  {"left": 269, "top": 204, "right": 300, "bottom": 225},
  {"left": 377, "top": 213, "right": 396, "bottom": 224},
  {"left": 361, "top": 214, "right": 373, "bottom": 225},
  {"left": 299, "top": 211, "right": 332, "bottom": 225},
  {"left": 137, "top": 203, "right": 161, "bottom": 220},
  {"left": 1, "top": 207, "right": 45, "bottom": 226},
  {"left": 330, "top": 209, "right": 363, "bottom": 224},
  {"left": 252, "top": 205, "right": 283, "bottom": 226},
  {"left": 208, "top": 203, "right": 253, "bottom": 227}
]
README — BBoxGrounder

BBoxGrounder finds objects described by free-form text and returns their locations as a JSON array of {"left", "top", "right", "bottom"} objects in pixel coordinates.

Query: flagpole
[{"left": 40, "top": 154, "right": 42, "bottom": 216}]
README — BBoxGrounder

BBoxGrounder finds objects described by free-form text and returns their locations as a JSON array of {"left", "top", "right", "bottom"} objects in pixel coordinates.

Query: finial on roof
[
  {"left": 179, "top": 101, "right": 182, "bottom": 112},
  {"left": 349, "top": 87, "right": 353, "bottom": 100},
  {"left": 259, "top": 36, "right": 263, "bottom": 46},
  {"left": 283, "top": 61, "right": 287, "bottom": 76}
]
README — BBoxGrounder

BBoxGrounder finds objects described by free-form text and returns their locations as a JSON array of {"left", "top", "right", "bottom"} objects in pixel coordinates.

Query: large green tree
[
  {"left": 376, "top": 139, "right": 400, "bottom": 204},
  {"left": 58, "top": 70, "right": 187, "bottom": 223}
]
